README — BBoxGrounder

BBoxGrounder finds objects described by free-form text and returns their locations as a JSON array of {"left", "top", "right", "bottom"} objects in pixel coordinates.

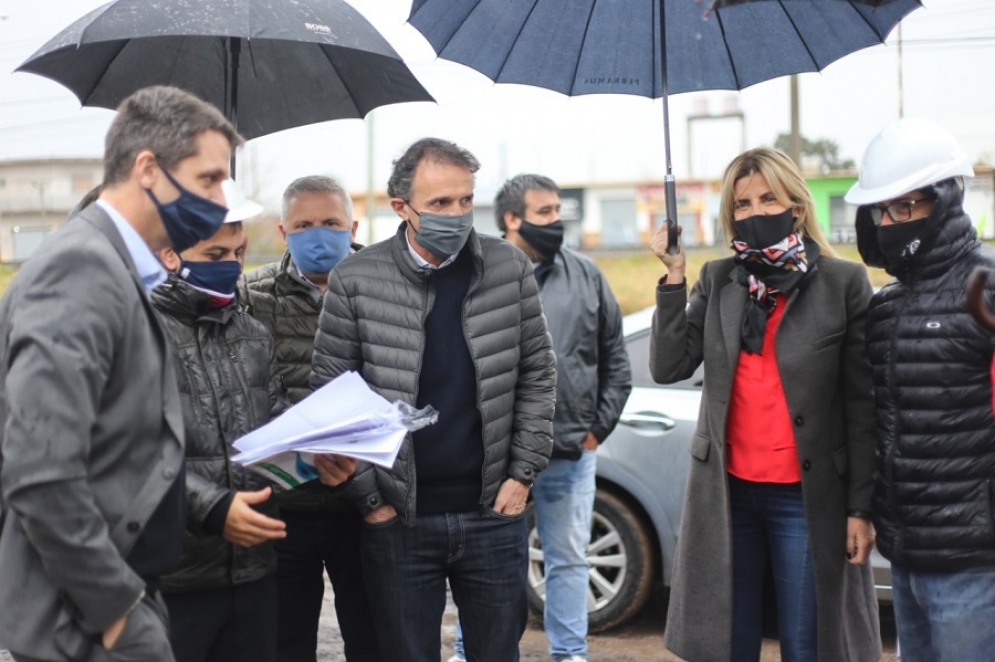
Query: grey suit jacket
[{"left": 0, "top": 204, "right": 184, "bottom": 661}]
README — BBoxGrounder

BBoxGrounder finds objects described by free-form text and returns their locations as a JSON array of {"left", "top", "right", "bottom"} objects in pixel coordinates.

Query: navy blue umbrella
[{"left": 409, "top": 0, "right": 921, "bottom": 252}]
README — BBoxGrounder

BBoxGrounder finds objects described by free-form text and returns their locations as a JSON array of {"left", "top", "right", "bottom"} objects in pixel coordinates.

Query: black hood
[{"left": 856, "top": 177, "right": 978, "bottom": 281}]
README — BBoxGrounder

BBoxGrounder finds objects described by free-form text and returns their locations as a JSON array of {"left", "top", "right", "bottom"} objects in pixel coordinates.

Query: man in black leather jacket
[
  {"left": 154, "top": 191, "right": 288, "bottom": 662},
  {"left": 847, "top": 118, "right": 995, "bottom": 662}
]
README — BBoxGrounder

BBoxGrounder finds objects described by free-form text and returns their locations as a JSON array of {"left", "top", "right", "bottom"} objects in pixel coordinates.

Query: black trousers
[
  {"left": 275, "top": 509, "right": 380, "bottom": 662},
  {"left": 163, "top": 574, "right": 278, "bottom": 662}
]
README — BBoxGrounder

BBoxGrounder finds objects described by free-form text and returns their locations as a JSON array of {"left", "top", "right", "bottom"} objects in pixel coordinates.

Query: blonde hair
[{"left": 718, "top": 147, "right": 836, "bottom": 258}]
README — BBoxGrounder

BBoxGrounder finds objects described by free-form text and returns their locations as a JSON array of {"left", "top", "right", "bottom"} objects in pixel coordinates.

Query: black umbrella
[
  {"left": 409, "top": 0, "right": 920, "bottom": 252},
  {"left": 16, "top": 0, "right": 434, "bottom": 143}
]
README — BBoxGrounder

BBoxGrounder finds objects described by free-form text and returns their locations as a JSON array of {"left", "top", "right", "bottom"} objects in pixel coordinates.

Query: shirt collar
[
  {"left": 96, "top": 199, "right": 167, "bottom": 296},
  {"left": 405, "top": 231, "right": 457, "bottom": 271}
]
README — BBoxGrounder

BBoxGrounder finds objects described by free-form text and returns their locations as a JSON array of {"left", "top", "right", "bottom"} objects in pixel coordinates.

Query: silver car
[{"left": 525, "top": 306, "right": 892, "bottom": 632}]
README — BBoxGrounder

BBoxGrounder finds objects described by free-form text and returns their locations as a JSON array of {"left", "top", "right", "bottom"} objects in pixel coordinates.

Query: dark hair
[
  {"left": 103, "top": 86, "right": 242, "bottom": 185},
  {"left": 386, "top": 138, "right": 480, "bottom": 201},
  {"left": 494, "top": 173, "right": 559, "bottom": 232},
  {"left": 282, "top": 175, "right": 353, "bottom": 219}
]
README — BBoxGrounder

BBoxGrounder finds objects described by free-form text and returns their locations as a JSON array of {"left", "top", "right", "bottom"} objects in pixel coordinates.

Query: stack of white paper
[{"left": 231, "top": 371, "right": 409, "bottom": 489}]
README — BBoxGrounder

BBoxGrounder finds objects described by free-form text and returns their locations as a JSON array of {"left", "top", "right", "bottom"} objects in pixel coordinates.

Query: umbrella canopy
[
  {"left": 17, "top": 0, "right": 435, "bottom": 141},
  {"left": 712, "top": 0, "right": 905, "bottom": 9},
  {"left": 408, "top": 0, "right": 921, "bottom": 251}
]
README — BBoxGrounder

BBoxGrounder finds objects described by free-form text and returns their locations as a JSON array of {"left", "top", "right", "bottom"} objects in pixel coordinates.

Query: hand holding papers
[{"left": 231, "top": 371, "right": 437, "bottom": 490}]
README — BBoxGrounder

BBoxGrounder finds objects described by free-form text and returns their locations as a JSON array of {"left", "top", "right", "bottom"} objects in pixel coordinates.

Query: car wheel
[{"left": 526, "top": 489, "right": 655, "bottom": 632}]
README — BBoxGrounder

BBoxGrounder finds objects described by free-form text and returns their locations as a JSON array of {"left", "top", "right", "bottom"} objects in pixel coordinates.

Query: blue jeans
[
  {"left": 891, "top": 563, "right": 995, "bottom": 662},
  {"left": 729, "top": 476, "right": 817, "bottom": 662},
  {"left": 361, "top": 507, "right": 528, "bottom": 662},
  {"left": 532, "top": 453, "right": 597, "bottom": 660},
  {"left": 453, "top": 454, "right": 596, "bottom": 661}
]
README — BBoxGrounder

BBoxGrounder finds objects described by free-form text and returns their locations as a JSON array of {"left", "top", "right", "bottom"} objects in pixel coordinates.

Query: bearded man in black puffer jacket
[{"left": 847, "top": 118, "right": 995, "bottom": 662}]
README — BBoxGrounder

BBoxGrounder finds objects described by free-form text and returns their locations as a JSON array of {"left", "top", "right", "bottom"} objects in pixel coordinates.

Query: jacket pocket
[
  {"left": 811, "top": 329, "right": 846, "bottom": 351},
  {"left": 689, "top": 432, "right": 711, "bottom": 462},
  {"left": 832, "top": 447, "right": 849, "bottom": 477}
]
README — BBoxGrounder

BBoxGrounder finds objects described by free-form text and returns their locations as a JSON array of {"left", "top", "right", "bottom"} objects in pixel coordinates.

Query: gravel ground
[{"left": 1, "top": 583, "right": 897, "bottom": 662}]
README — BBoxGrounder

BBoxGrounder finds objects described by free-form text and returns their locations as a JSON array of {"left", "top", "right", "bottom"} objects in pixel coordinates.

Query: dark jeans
[
  {"left": 163, "top": 575, "right": 277, "bottom": 662},
  {"left": 275, "top": 509, "right": 379, "bottom": 662},
  {"left": 362, "top": 507, "right": 529, "bottom": 662},
  {"left": 729, "top": 476, "right": 817, "bottom": 662}
]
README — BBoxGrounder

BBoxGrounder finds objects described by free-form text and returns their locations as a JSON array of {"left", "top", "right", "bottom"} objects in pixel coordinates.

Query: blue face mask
[
  {"left": 178, "top": 259, "right": 242, "bottom": 298},
  {"left": 285, "top": 226, "right": 352, "bottom": 276},
  {"left": 146, "top": 168, "right": 229, "bottom": 254}
]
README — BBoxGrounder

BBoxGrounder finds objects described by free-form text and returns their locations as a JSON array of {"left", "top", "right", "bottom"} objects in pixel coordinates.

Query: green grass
[{"left": 591, "top": 245, "right": 894, "bottom": 316}]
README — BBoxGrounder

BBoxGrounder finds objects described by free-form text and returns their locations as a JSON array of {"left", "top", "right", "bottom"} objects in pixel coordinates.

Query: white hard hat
[
  {"left": 221, "top": 179, "right": 263, "bottom": 223},
  {"left": 845, "top": 118, "right": 974, "bottom": 205}
]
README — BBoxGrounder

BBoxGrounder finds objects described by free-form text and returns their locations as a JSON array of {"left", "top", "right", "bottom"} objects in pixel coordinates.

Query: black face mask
[
  {"left": 518, "top": 219, "right": 564, "bottom": 258},
  {"left": 732, "top": 209, "right": 796, "bottom": 249},
  {"left": 876, "top": 217, "right": 928, "bottom": 267}
]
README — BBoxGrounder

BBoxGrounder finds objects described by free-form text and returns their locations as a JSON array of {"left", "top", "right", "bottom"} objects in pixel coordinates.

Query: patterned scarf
[{"left": 731, "top": 232, "right": 819, "bottom": 354}]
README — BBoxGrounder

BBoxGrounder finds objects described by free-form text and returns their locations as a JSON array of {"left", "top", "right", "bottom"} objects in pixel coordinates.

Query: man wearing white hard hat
[
  {"left": 150, "top": 179, "right": 347, "bottom": 662},
  {"left": 846, "top": 118, "right": 995, "bottom": 662}
]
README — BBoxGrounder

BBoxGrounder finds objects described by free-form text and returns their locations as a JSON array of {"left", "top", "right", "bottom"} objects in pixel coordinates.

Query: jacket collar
[
  {"left": 152, "top": 273, "right": 236, "bottom": 325},
  {"left": 390, "top": 222, "right": 483, "bottom": 285}
]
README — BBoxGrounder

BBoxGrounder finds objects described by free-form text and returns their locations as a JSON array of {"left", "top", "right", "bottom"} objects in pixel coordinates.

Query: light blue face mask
[
  {"left": 285, "top": 226, "right": 352, "bottom": 276},
  {"left": 407, "top": 206, "right": 475, "bottom": 260}
]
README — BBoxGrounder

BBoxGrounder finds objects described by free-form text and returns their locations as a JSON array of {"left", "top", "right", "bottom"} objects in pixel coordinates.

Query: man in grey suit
[{"left": 0, "top": 86, "right": 242, "bottom": 662}]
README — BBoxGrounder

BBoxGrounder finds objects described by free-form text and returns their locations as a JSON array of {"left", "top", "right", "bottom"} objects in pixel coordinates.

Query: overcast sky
[{"left": 1, "top": 0, "right": 993, "bottom": 212}]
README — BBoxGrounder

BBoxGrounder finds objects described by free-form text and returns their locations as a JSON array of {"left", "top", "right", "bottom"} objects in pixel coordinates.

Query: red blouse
[{"left": 725, "top": 294, "right": 801, "bottom": 483}]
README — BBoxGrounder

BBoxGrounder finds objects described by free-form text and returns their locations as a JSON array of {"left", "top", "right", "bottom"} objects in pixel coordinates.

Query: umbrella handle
[
  {"left": 664, "top": 175, "right": 680, "bottom": 254},
  {"left": 966, "top": 267, "right": 995, "bottom": 331}
]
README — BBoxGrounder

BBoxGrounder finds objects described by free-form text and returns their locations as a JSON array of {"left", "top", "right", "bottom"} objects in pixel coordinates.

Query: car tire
[{"left": 526, "top": 488, "right": 655, "bottom": 633}]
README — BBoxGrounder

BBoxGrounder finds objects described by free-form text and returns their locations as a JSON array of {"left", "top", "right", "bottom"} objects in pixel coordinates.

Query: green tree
[{"left": 774, "top": 133, "right": 855, "bottom": 172}]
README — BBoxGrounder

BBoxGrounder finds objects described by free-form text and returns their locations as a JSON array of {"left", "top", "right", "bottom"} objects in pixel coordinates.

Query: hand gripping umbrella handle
[
  {"left": 966, "top": 267, "right": 995, "bottom": 332},
  {"left": 664, "top": 175, "right": 680, "bottom": 254}
]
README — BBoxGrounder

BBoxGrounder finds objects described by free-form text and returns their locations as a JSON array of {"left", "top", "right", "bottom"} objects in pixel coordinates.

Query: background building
[{"left": 0, "top": 158, "right": 101, "bottom": 262}]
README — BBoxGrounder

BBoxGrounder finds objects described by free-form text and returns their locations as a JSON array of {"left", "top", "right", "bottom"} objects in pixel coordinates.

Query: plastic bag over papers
[{"left": 231, "top": 371, "right": 437, "bottom": 489}]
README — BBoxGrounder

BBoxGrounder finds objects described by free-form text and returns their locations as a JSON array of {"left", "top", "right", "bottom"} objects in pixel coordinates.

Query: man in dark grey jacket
[
  {"left": 239, "top": 176, "right": 379, "bottom": 662},
  {"left": 312, "top": 138, "right": 556, "bottom": 662},
  {"left": 496, "top": 174, "right": 630, "bottom": 662},
  {"left": 154, "top": 189, "right": 288, "bottom": 662},
  {"left": 0, "top": 86, "right": 238, "bottom": 662}
]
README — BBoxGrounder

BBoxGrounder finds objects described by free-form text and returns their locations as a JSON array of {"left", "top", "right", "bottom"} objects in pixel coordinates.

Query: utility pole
[
  {"left": 365, "top": 111, "right": 377, "bottom": 246},
  {"left": 788, "top": 75, "right": 802, "bottom": 167}
]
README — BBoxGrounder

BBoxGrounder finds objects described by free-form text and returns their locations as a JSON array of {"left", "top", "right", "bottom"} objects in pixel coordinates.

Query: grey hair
[
  {"left": 103, "top": 86, "right": 242, "bottom": 185},
  {"left": 386, "top": 138, "right": 480, "bottom": 201},
  {"left": 494, "top": 173, "right": 559, "bottom": 233},
  {"left": 281, "top": 175, "right": 354, "bottom": 220}
]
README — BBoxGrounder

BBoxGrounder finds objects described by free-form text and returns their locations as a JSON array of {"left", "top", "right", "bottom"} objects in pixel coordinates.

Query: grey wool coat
[{"left": 651, "top": 255, "right": 881, "bottom": 662}]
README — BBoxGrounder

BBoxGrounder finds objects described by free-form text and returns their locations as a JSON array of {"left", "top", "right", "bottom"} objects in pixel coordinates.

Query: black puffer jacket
[
  {"left": 154, "top": 275, "right": 282, "bottom": 592},
  {"left": 239, "top": 249, "right": 362, "bottom": 514},
  {"left": 859, "top": 178, "right": 995, "bottom": 571},
  {"left": 312, "top": 224, "right": 556, "bottom": 525}
]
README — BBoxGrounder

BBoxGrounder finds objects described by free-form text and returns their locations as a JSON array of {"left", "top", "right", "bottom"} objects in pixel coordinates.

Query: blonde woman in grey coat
[{"left": 649, "top": 148, "right": 880, "bottom": 661}]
